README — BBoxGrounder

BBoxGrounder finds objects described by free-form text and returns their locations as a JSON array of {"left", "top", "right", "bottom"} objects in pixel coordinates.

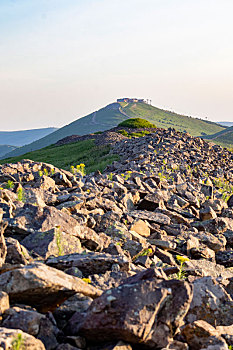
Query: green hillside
[
  {"left": 0, "top": 145, "right": 17, "bottom": 157},
  {"left": 203, "top": 126, "right": 233, "bottom": 148},
  {"left": 3, "top": 101, "right": 225, "bottom": 158},
  {"left": 1, "top": 139, "right": 119, "bottom": 174},
  {"left": 120, "top": 102, "right": 225, "bottom": 136}
]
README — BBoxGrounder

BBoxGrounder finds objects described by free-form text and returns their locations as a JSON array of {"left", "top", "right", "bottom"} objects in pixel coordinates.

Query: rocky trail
[{"left": 0, "top": 127, "right": 232, "bottom": 349}]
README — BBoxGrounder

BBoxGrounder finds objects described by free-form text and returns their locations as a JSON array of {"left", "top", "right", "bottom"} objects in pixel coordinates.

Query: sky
[{"left": 0, "top": 0, "right": 233, "bottom": 131}]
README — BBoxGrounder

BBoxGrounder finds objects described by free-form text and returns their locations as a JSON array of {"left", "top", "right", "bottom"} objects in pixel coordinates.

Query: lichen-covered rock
[
  {"left": 186, "top": 277, "right": 233, "bottom": 326},
  {"left": 79, "top": 269, "right": 192, "bottom": 348},
  {"left": 21, "top": 228, "right": 82, "bottom": 259}
]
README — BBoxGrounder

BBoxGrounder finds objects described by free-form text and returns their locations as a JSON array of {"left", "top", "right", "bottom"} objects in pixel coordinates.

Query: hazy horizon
[{"left": 1, "top": 0, "right": 233, "bottom": 131}]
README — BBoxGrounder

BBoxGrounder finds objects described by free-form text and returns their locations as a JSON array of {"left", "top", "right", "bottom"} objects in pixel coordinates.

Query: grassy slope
[
  {"left": 203, "top": 126, "right": 233, "bottom": 148},
  {"left": 3, "top": 101, "right": 225, "bottom": 158},
  {"left": 3, "top": 103, "right": 126, "bottom": 158},
  {"left": 121, "top": 102, "right": 224, "bottom": 136},
  {"left": 0, "top": 145, "right": 17, "bottom": 158},
  {"left": 1, "top": 139, "right": 119, "bottom": 174}
]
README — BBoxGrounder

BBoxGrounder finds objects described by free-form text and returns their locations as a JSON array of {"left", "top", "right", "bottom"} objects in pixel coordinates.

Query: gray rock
[
  {"left": 46, "top": 252, "right": 130, "bottom": 276},
  {"left": 0, "top": 262, "right": 101, "bottom": 311},
  {"left": 21, "top": 228, "right": 82, "bottom": 259},
  {"left": 0, "top": 327, "right": 45, "bottom": 349},
  {"left": 79, "top": 269, "right": 192, "bottom": 348},
  {"left": 186, "top": 276, "right": 233, "bottom": 326}
]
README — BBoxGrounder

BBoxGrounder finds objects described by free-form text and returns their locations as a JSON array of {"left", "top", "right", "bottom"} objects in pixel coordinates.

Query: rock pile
[{"left": 0, "top": 127, "right": 232, "bottom": 349}]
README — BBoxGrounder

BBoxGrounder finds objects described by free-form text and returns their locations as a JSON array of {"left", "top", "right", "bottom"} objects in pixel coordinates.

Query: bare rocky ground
[{"left": 0, "top": 127, "right": 232, "bottom": 349}]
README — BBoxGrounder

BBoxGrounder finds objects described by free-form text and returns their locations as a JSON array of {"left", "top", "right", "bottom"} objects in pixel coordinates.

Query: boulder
[
  {"left": 0, "top": 327, "right": 45, "bottom": 350},
  {"left": 78, "top": 269, "right": 192, "bottom": 348},
  {"left": 21, "top": 228, "right": 82, "bottom": 259},
  {"left": 129, "top": 210, "right": 171, "bottom": 225},
  {"left": 2, "top": 306, "right": 44, "bottom": 336},
  {"left": 182, "top": 320, "right": 228, "bottom": 350},
  {"left": 6, "top": 204, "right": 83, "bottom": 239},
  {"left": 0, "top": 262, "right": 101, "bottom": 311},
  {"left": 186, "top": 276, "right": 233, "bottom": 326},
  {"left": 46, "top": 252, "right": 130, "bottom": 276},
  {"left": 5, "top": 237, "right": 31, "bottom": 264}
]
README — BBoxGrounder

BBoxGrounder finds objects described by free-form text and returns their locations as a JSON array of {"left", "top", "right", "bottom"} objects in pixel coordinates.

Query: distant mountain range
[
  {"left": 0, "top": 127, "right": 58, "bottom": 158},
  {"left": 217, "top": 122, "right": 233, "bottom": 127},
  {"left": 2, "top": 101, "right": 226, "bottom": 159}
]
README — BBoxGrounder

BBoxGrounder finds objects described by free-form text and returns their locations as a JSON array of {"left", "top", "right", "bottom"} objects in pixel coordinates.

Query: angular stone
[
  {"left": 0, "top": 262, "right": 101, "bottom": 311},
  {"left": 216, "top": 250, "right": 233, "bottom": 267},
  {"left": 137, "top": 191, "right": 166, "bottom": 211},
  {"left": 182, "top": 320, "right": 227, "bottom": 350},
  {"left": 130, "top": 219, "right": 150, "bottom": 237},
  {"left": 129, "top": 210, "right": 171, "bottom": 225},
  {"left": 200, "top": 206, "right": 217, "bottom": 221},
  {"left": 186, "top": 259, "right": 233, "bottom": 279},
  {"left": 0, "top": 291, "right": 9, "bottom": 315},
  {"left": 2, "top": 306, "right": 44, "bottom": 336},
  {"left": 21, "top": 228, "right": 82, "bottom": 259},
  {"left": 0, "top": 327, "right": 45, "bottom": 350},
  {"left": 46, "top": 252, "right": 130, "bottom": 276},
  {"left": 186, "top": 276, "right": 233, "bottom": 326},
  {"left": 6, "top": 204, "right": 84, "bottom": 239},
  {"left": 79, "top": 269, "right": 192, "bottom": 348},
  {"left": 5, "top": 237, "right": 32, "bottom": 265}
]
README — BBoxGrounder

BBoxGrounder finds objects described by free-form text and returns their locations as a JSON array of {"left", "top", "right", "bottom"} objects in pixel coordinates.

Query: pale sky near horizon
[{"left": 0, "top": 0, "right": 232, "bottom": 131}]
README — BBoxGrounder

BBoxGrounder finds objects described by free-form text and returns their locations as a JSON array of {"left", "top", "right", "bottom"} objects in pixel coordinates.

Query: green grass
[
  {"left": 1, "top": 139, "right": 119, "bottom": 174},
  {"left": 118, "top": 118, "right": 156, "bottom": 129},
  {"left": 117, "top": 129, "right": 151, "bottom": 138},
  {"left": 203, "top": 126, "right": 233, "bottom": 148},
  {"left": 120, "top": 102, "right": 224, "bottom": 136}
]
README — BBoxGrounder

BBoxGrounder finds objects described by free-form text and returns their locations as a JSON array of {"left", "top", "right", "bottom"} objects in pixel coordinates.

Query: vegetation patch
[
  {"left": 118, "top": 118, "right": 157, "bottom": 129},
  {"left": 1, "top": 139, "right": 119, "bottom": 174},
  {"left": 117, "top": 129, "right": 152, "bottom": 138}
]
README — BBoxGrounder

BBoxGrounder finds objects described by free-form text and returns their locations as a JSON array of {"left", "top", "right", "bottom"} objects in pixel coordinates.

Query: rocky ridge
[{"left": 0, "top": 127, "right": 232, "bottom": 349}]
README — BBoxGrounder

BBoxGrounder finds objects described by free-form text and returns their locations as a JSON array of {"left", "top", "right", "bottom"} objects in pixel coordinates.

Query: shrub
[
  {"left": 6, "top": 180, "right": 14, "bottom": 189},
  {"left": 118, "top": 118, "right": 156, "bottom": 129},
  {"left": 117, "top": 130, "right": 129, "bottom": 137}
]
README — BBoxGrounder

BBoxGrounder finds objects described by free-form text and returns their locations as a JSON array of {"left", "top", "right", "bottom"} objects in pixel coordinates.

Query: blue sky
[{"left": 0, "top": 0, "right": 233, "bottom": 130}]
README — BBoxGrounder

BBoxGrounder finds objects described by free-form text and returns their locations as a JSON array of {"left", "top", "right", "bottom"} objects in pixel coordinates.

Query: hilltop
[
  {"left": 3, "top": 100, "right": 224, "bottom": 158},
  {"left": 0, "top": 125, "right": 232, "bottom": 348}
]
